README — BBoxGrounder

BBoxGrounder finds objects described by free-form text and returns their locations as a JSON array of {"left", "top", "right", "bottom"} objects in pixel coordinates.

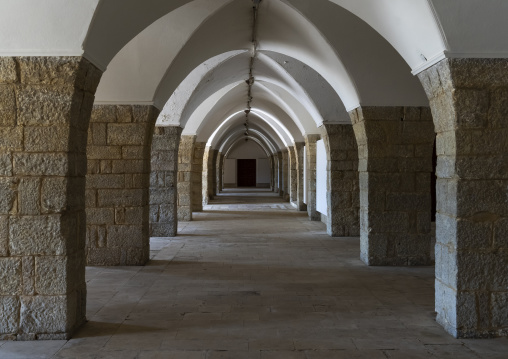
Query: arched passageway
[{"left": 1, "top": 0, "right": 508, "bottom": 348}]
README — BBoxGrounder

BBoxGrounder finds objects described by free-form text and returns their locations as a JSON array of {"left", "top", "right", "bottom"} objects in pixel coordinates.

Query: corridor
[{"left": 1, "top": 190, "right": 507, "bottom": 358}]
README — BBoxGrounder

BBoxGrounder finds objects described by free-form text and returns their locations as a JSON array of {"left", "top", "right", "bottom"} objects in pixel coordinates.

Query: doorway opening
[{"left": 237, "top": 159, "right": 256, "bottom": 187}]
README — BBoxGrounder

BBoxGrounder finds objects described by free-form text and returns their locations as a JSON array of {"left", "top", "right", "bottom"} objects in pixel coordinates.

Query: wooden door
[{"left": 237, "top": 159, "right": 256, "bottom": 187}]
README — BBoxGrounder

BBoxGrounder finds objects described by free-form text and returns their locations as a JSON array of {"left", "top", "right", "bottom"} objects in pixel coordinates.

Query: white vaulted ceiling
[{"left": 2, "top": 0, "right": 508, "bottom": 152}]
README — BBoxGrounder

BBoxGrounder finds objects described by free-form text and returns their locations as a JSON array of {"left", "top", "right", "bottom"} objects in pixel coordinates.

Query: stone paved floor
[{"left": 1, "top": 189, "right": 508, "bottom": 358}]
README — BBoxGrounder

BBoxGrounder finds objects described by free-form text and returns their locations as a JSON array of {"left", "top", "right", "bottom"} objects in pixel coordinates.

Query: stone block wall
[
  {"left": 294, "top": 142, "right": 306, "bottom": 211},
  {"left": 0, "top": 56, "right": 101, "bottom": 339},
  {"left": 202, "top": 147, "right": 217, "bottom": 205},
  {"left": 150, "top": 126, "right": 181, "bottom": 237},
  {"left": 86, "top": 105, "right": 158, "bottom": 266},
  {"left": 192, "top": 142, "right": 206, "bottom": 212},
  {"left": 305, "top": 135, "right": 320, "bottom": 220},
  {"left": 177, "top": 135, "right": 195, "bottom": 221},
  {"left": 351, "top": 107, "right": 434, "bottom": 265},
  {"left": 288, "top": 146, "right": 298, "bottom": 206},
  {"left": 320, "top": 124, "right": 359, "bottom": 237},
  {"left": 282, "top": 150, "right": 289, "bottom": 201},
  {"left": 216, "top": 152, "right": 224, "bottom": 193},
  {"left": 277, "top": 152, "right": 283, "bottom": 196},
  {"left": 419, "top": 58, "right": 508, "bottom": 338}
]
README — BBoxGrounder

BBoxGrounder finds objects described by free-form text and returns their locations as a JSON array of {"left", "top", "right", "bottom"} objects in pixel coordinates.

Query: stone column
[
  {"left": 0, "top": 56, "right": 101, "bottom": 340},
  {"left": 288, "top": 146, "right": 298, "bottom": 206},
  {"left": 294, "top": 142, "right": 307, "bottom": 211},
  {"left": 149, "top": 126, "right": 181, "bottom": 237},
  {"left": 277, "top": 151, "right": 283, "bottom": 196},
  {"left": 418, "top": 58, "right": 508, "bottom": 338},
  {"left": 305, "top": 135, "right": 320, "bottom": 221},
  {"left": 211, "top": 149, "right": 218, "bottom": 197},
  {"left": 192, "top": 142, "right": 206, "bottom": 212},
  {"left": 86, "top": 105, "right": 158, "bottom": 266},
  {"left": 271, "top": 154, "right": 278, "bottom": 193},
  {"left": 177, "top": 135, "right": 195, "bottom": 221},
  {"left": 320, "top": 124, "right": 360, "bottom": 237},
  {"left": 350, "top": 107, "right": 434, "bottom": 265},
  {"left": 202, "top": 147, "right": 217, "bottom": 206},
  {"left": 216, "top": 152, "right": 224, "bottom": 193},
  {"left": 282, "top": 149, "right": 289, "bottom": 201}
]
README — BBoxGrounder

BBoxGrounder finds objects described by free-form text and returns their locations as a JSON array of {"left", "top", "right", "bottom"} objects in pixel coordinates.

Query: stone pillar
[
  {"left": 202, "top": 147, "right": 217, "bottom": 206},
  {"left": 277, "top": 151, "right": 283, "bottom": 196},
  {"left": 0, "top": 56, "right": 101, "bottom": 340},
  {"left": 288, "top": 146, "right": 298, "bottom": 206},
  {"left": 149, "top": 126, "right": 181, "bottom": 237},
  {"left": 211, "top": 149, "right": 218, "bottom": 197},
  {"left": 86, "top": 105, "right": 158, "bottom": 266},
  {"left": 305, "top": 135, "right": 320, "bottom": 221},
  {"left": 216, "top": 152, "right": 224, "bottom": 193},
  {"left": 192, "top": 142, "right": 206, "bottom": 212},
  {"left": 350, "top": 107, "right": 434, "bottom": 265},
  {"left": 282, "top": 149, "right": 289, "bottom": 201},
  {"left": 320, "top": 124, "right": 360, "bottom": 237},
  {"left": 177, "top": 135, "right": 195, "bottom": 221},
  {"left": 271, "top": 154, "right": 278, "bottom": 193},
  {"left": 418, "top": 58, "right": 508, "bottom": 338},
  {"left": 294, "top": 142, "right": 307, "bottom": 211}
]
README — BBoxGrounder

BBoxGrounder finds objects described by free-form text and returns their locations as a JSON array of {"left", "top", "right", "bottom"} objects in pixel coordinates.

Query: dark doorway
[{"left": 237, "top": 159, "right": 256, "bottom": 187}]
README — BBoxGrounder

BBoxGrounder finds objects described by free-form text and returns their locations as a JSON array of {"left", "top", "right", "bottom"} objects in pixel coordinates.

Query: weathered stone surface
[
  {"left": 0, "top": 57, "right": 18, "bottom": 84},
  {"left": 20, "top": 295, "right": 72, "bottom": 334},
  {"left": 0, "top": 258, "right": 22, "bottom": 295},
  {"left": 0, "top": 126, "right": 23, "bottom": 151},
  {"left": 9, "top": 215, "right": 66, "bottom": 256},
  {"left": 35, "top": 257, "right": 67, "bottom": 295},
  {"left": 107, "top": 123, "right": 147, "bottom": 146},
  {"left": 18, "top": 178, "right": 40, "bottom": 215},
  {"left": 0, "top": 85, "right": 16, "bottom": 126},
  {"left": 0, "top": 296, "right": 20, "bottom": 334},
  {"left": 13, "top": 153, "right": 69, "bottom": 176},
  {"left": 419, "top": 58, "right": 508, "bottom": 338},
  {"left": 23, "top": 126, "right": 71, "bottom": 152},
  {"left": 22, "top": 256, "right": 35, "bottom": 296},
  {"left": 0, "top": 178, "right": 16, "bottom": 214}
]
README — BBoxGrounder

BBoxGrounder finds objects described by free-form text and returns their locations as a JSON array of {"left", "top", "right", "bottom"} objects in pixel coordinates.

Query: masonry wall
[
  {"left": 86, "top": 105, "right": 158, "bottom": 266},
  {"left": 0, "top": 56, "right": 101, "bottom": 339},
  {"left": 150, "top": 126, "right": 181, "bottom": 237}
]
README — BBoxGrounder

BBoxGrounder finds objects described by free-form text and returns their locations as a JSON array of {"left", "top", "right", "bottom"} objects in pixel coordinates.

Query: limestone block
[
  {"left": 122, "top": 146, "right": 145, "bottom": 160},
  {"left": 149, "top": 205, "right": 158, "bottom": 223},
  {"left": 124, "top": 207, "right": 145, "bottom": 225},
  {"left": 0, "top": 126, "right": 23, "bottom": 151},
  {"left": 24, "top": 126, "right": 71, "bottom": 152},
  {"left": 489, "top": 88, "right": 508, "bottom": 129},
  {"left": 85, "top": 189, "right": 96, "bottom": 208},
  {"left": 456, "top": 291, "right": 478, "bottom": 330},
  {"left": 491, "top": 254, "right": 508, "bottom": 291},
  {"left": 107, "top": 123, "right": 147, "bottom": 146},
  {"left": 86, "top": 174, "right": 125, "bottom": 189},
  {"left": 18, "top": 178, "right": 40, "bottom": 215},
  {"left": 90, "top": 123, "right": 107, "bottom": 145},
  {"left": 87, "top": 247, "right": 121, "bottom": 266},
  {"left": 111, "top": 160, "right": 146, "bottom": 174},
  {"left": 0, "top": 216, "right": 7, "bottom": 256},
  {"left": 435, "top": 279, "right": 458, "bottom": 333},
  {"left": 9, "top": 215, "right": 66, "bottom": 256},
  {"left": 22, "top": 256, "right": 35, "bottom": 296},
  {"left": 35, "top": 256, "right": 67, "bottom": 295},
  {"left": 97, "top": 189, "right": 144, "bottom": 207},
  {"left": 151, "top": 223, "right": 175, "bottom": 237},
  {"left": 100, "top": 160, "right": 113, "bottom": 173},
  {"left": 18, "top": 57, "right": 82, "bottom": 87},
  {"left": 91, "top": 105, "right": 116, "bottom": 123},
  {"left": 0, "top": 85, "right": 16, "bottom": 126},
  {"left": 17, "top": 87, "right": 75, "bottom": 126},
  {"left": 0, "top": 258, "right": 22, "bottom": 295},
  {"left": 13, "top": 153, "right": 69, "bottom": 176},
  {"left": 494, "top": 218, "right": 508, "bottom": 248},
  {"left": 41, "top": 177, "right": 69, "bottom": 213},
  {"left": 107, "top": 225, "right": 144, "bottom": 248},
  {"left": 456, "top": 219, "right": 493, "bottom": 249},
  {"left": 456, "top": 180, "right": 508, "bottom": 218},
  {"left": 0, "top": 296, "right": 20, "bottom": 334},
  {"left": 0, "top": 58, "right": 18, "bottom": 84},
  {"left": 87, "top": 146, "right": 122, "bottom": 160},
  {"left": 159, "top": 204, "right": 176, "bottom": 222},
  {"left": 115, "top": 105, "right": 133, "bottom": 123},
  {"left": 0, "top": 153, "right": 12, "bottom": 176},
  {"left": 385, "top": 193, "right": 430, "bottom": 212},
  {"left": 0, "top": 178, "right": 16, "bottom": 214},
  {"left": 86, "top": 208, "right": 115, "bottom": 225},
  {"left": 367, "top": 211, "right": 409, "bottom": 233},
  {"left": 491, "top": 292, "right": 508, "bottom": 328},
  {"left": 20, "top": 295, "right": 72, "bottom": 334}
]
